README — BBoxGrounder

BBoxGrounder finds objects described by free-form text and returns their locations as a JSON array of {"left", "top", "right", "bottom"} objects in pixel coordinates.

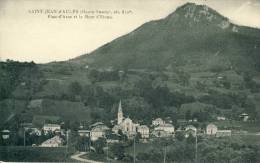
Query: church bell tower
[{"left": 117, "top": 100, "right": 123, "bottom": 124}]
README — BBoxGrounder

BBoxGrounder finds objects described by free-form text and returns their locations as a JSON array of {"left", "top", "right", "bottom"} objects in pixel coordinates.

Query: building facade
[
  {"left": 185, "top": 125, "right": 197, "bottom": 137},
  {"left": 216, "top": 130, "right": 232, "bottom": 137},
  {"left": 152, "top": 118, "right": 165, "bottom": 126},
  {"left": 206, "top": 123, "right": 218, "bottom": 135},
  {"left": 137, "top": 125, "right": 150, "bottom": 139},
  {"left": 154, "top": 123, "right": 175, "bottom": 134},
  {"left": 90, "top": 124, "right": 109, "bottom": 141},
  {"left": 78, "top": 130, "right": 90, "bottom": 137},
  {"left": 43, "top": 124, "right": 61, "bottom": 134},
  {"left": 113, "top": 101, "right": 140, "bottom": 138}
]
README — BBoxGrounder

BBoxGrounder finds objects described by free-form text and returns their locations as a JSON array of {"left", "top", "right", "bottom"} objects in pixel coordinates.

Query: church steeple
[{"left": 118, "top": 100, "right": 123, "bottom": 124}]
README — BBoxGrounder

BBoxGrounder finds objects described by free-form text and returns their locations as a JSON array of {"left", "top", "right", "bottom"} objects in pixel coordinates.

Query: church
[{"left": 112, "top": 100, "right": 140, "bottom": 138}]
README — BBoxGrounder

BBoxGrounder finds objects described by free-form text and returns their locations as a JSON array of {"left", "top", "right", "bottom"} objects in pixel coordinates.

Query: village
[{"left": 0, "top": 100, "right": 251, "bottom": 149}]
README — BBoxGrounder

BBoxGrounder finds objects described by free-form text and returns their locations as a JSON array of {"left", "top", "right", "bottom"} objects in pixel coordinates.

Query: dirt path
[{"left": 71, "top": 152, "right": 104, "bottom": 163}]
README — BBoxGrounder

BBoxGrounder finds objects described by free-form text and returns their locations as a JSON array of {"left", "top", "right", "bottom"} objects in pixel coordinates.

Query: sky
[{"left": 0, "top": 0, "right": 260, "bottom": 63}]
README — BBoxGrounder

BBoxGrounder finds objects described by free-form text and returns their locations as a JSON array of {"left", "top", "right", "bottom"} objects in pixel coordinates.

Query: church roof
[
  {"left": 138, "top": 125, "right": 149, "bottom": 130},
  {"left": 118, "top": 100, "right": 122, "bottom": 112},
  {"left": 124, "top": 117, "right": 132, "bottom": 122},
  {"left": 112, "top": 125, "right": 122, "bottom": 130}
]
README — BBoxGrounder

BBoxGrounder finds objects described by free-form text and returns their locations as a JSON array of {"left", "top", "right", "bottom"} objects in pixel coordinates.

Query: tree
[
  {"left": 135, "top": 132, "right": 142, "bottom": 143},
  {"left": 76, "top": 136, "right": 90, "bottom": 151},
  {"left": 93, "top": 138, "right": 106, "bottom": 154},
  {"left": 186, "top": 133, "right": 195, "bottom": 144},
  {"left": 88, "top": 69, "right": 99, "bottom": 83},
  {"left": 68, "top": 81, "right": 82, "bottom": 98},
  {"left": 185, "top": 110, "right": 192, "bottom": 120},
  {"left": 110, "top": 143, "right": 125, "bottom": 160},
  {"left": 118, "top": 130, "right": 128, "bottom": 142},
  {"left": 177, "top": 70, "right": 190, "bottom": 86},
  {"left": 137, "top": 152, "right": 150, "bottom": 161},
  {"left": 69, "top": 121, "right": 80, "bottom": 131},
  {"left": 175, "top": 132, "right": 185, "bottom": 141}
]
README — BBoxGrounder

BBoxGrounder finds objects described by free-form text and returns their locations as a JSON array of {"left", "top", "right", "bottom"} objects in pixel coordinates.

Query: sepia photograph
[{"left": 0, "top": 0, "right": 260, "bottom": 162}]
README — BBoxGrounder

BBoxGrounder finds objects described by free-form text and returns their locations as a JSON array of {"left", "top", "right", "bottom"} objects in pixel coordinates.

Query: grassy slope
[
  {"left": 2, "top": 65, "right": 258, "bottom": 123},
  {"left": 0, "top": 146, "right": 72, "bottom": 162}
]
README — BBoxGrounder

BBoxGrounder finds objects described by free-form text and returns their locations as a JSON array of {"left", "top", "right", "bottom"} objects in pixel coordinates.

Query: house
[
  {"left": 137, "top": 125, "right": 150, "bottom": 139},
  {"left": 154, "top": 123, "right": 175, "bottom": 135},
  {"left": 240, "top": 113, "right": 249, "bottom": 122},
  {"left": 78, "top": 130, "right": 90, "bottom": 137},
  {"left": 121, "top": 117, "right": 140, "bottom": 138},
  {"left": 188, "top": 118, "right": 198, "bottom": 122},
  {"left": 165, "top": 117, "right": 173, "bottom": 124},
  {"left": 79, "top": 123, "right": 84, "bottom": 129},
  {"left": 112, "top": 101, "right": 140, "bottom": 138},
  {"left": 185, "top": 125, "right": 197, "bottom": 132},
  {"left": 90, "top": 122, "right": 105, "bottom": 128},
  {"left": 217, "top": 116, "right": 226, "bottom": 121},
  {"left": 152, "top": 118, "right": 165, "bottom": 126},
  {"left": 206, "top": 123, "right": 218, "bottom": 135},
  {"left": 151, "top": 130, "right": 169, "bottom": 138},
  {"left": 1, "top": 130, "right": 10, "bottom": 139},
  {"left": 185, "top": 125, "right": 197, "bottom": 137},
  {"left": 21, "top": 123, "right": 42, "bottom": 136},
  {"left": 216, "top": 130, "right": 231, "bottom": 137},
  {"left": 40, "top": 136, "right": 63, "bottom": 147},
  {"left": 28, "top": 128, "right": 42, "bottom": 136},
  {"left": 112, "top": 124, "right": 122, "bottom": 134},
  {"left": 43, "top": 124, "right": 61, "bottom": 134},
  {"left": 90, "top": 124, "right": 109, "bottom": 141}
]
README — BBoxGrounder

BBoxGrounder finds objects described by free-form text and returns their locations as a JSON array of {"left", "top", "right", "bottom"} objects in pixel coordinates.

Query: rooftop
[{"left": 44, "top": 124, "right": 60, "bottom": 127}]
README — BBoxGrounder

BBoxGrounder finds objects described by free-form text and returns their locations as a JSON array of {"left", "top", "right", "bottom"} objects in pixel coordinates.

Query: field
[
  {"left": 213, "top": 120, "right": 260, "bottom": 132},
  {"left": 0, "top": 146, "right": 73, "bottom": 162}
]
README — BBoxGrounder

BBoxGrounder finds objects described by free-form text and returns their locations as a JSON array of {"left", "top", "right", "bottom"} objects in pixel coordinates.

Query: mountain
[{"left": 70, "top": 2, "right": 260, "bottom": 73}]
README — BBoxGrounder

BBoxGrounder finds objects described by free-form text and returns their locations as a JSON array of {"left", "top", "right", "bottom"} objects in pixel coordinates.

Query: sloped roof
[
  {"left": 90, "top": 122, "right": 104, "bottom": 128},
  {"left": 91, "top": 125, "right": 109, "bottom": 132},
  {"left": 44, "top": 124, "right": 60, "bottom": 128},
  {"left": 207, "top": 123, "right": 217, "bottom": 128},
  {"left": 41, "top": 136, "right": 63, "bottom": 145},
  {"left": 158, "top": 123, "right": 174, "bottom": 128},
  {"left": 153, "top": 118, "right": 164, "bottom": 122},
  {"left": 138, "top": 125, "right": 149, "bottom": 130},
  {"left": 185, "top": 125, "right": 197, "bottom": 131}
]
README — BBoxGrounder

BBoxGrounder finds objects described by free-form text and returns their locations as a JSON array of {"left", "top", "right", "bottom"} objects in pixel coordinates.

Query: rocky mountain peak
[{"left": 166, "top": 3, "right": 229, "bottom": 28}]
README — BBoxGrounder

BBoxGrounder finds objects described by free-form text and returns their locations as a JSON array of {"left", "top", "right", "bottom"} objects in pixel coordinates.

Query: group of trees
[
  {"left": 66, "top": 67, "right": 260, "bottom": 125},
  {"left": 64, "top": 72, "right": 196, "bottom": 125},
  {"left": 88, "top": 69, "right": 121, "bottom": 83},
  {"left": 243, "top": 73, "right": 260, "bottom": 93},
  {"left": 129, "top": 136, "right": 260, "bottom": 163},
  {"left": 0, "top": 60, "right": 44, "bottom": 100},
  {"left": 198, "top": 137, "right": 260, "bottom": 163},
  {"left": 0, "top": 129, "right": 58, "bottom": 147},
  {"left": 72, "top": 129, "right": 260, "bottom": 163},
  {"left": 198, "top": 90, "right": 259, "bottom": 120}
]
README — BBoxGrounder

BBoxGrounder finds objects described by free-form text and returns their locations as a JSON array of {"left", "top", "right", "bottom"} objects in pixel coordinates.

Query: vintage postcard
[{"left": 0, "top": 0, "right": 260, "bottom": 162}]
